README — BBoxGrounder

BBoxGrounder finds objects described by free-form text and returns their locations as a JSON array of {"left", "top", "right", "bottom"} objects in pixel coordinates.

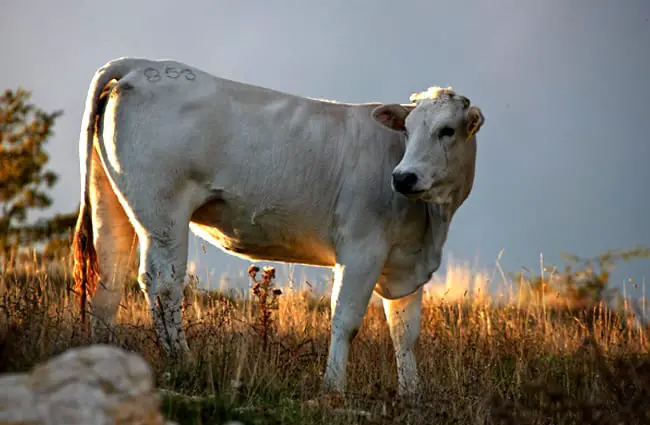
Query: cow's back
[{"left": 100, "top": 59, "right": 405, "bottom": 266}]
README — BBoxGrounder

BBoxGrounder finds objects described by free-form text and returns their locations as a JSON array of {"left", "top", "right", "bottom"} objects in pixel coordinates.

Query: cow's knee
[
  {"left": 384, "top": 292, "right": 422, "bottom": 349},
  {"left": 137, "top": 236, "right": 191, "bottom": 360}
]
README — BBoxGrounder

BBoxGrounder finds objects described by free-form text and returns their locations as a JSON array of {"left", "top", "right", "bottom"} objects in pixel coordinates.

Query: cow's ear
[
  {"left": 465, "top": 106, "right": 484, "bottom": 139},
  {"left": 372, "top": 104, "right": 413, "bottom": 132}
]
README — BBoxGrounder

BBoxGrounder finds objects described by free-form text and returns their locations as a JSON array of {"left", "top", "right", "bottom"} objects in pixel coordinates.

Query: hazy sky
[{"left": 2, "top": 0, "right": 649, "bottom": 297}]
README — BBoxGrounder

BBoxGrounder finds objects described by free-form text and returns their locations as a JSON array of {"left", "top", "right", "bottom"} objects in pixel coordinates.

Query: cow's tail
[{"left": 72, "top": 57, "right": 143, "bottom": 325}]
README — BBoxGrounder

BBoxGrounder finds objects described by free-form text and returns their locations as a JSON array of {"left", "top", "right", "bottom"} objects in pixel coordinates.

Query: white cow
[{"left": 72, "top": 57, "right": 485, "bottom": 397}]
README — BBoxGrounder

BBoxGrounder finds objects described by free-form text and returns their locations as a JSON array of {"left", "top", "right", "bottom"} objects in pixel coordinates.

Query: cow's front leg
[
  {"left": 381, "top": 286, "right": 423, "bottom": 399},
  {"left": 322, "top": 243, "right": 387, "bottom": 394}
]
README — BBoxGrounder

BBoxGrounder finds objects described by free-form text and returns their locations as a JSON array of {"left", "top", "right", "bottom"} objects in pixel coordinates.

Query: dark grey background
[{"left": 2, "top": 0, "right": 649, "bottom": 299}]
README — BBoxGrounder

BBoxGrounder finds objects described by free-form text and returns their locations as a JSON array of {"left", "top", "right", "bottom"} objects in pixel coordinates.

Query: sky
[{"left": 1, "top": 0, "right": 649, "bottom": 299}]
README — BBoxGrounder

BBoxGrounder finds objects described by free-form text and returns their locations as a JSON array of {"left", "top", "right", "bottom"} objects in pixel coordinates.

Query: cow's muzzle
[{"left": 392, "top": 171, "right": 424, "bottom": 196}]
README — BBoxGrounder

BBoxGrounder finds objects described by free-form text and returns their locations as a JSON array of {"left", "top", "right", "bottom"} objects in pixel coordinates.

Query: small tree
[
  {"left": 0, "top": 88, "right": 63, "bottom": 263},
  {"left": 511, "top": 246, "right": 650, "bottom": 308}
]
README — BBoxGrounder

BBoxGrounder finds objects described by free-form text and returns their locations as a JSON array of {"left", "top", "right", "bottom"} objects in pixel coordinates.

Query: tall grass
[{"left": 1, "top": 251, "right": 649, "bottom": 424}]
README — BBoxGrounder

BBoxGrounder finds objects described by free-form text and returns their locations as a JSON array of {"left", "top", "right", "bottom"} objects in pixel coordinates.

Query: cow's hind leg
[
  {"left": 128, "top": 205, "right": 194, "bottom": 361},
  {"left": 88, "top": 148, "right": 137, "bottom": 342},
  {"left": 381, "top": 286, "right": 423, "bottom": 399}
]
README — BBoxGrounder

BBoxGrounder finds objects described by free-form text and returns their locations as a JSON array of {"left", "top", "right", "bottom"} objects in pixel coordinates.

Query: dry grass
[{"left": 1, "top": 252, "right": 650, "bottom": 425}]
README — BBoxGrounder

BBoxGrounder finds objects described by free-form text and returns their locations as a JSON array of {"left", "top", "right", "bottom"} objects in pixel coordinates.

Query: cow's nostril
[{"left": 392, "top": 172, "right": 419, "bottom": 193}]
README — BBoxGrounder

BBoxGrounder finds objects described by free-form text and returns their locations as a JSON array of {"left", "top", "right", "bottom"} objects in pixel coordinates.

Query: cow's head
[{"left": 371, "top": 87, "right": 484, "bottom": 205}]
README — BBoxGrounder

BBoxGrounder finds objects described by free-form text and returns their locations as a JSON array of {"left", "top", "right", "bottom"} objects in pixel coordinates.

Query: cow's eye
[{"left": 439, "top": 126, "right": 455, "bottom": 138}]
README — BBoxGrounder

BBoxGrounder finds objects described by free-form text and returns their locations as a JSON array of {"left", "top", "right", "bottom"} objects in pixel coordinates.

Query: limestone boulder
[{"left": 0, "top": 344, "right": 174, "bottom": 425}]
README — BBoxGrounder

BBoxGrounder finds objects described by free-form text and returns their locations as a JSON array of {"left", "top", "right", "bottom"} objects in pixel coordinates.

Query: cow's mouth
[
  {"left": 400, "top": 189, "right": 426, "bottom": 199},
  {"left": 395, "top": 179, "right": 452, "bottom": 200}
]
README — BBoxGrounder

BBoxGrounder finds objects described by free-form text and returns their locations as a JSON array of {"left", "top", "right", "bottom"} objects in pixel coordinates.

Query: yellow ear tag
[{"left": 467, "top": 127, "right": 476, "bottom": 139}]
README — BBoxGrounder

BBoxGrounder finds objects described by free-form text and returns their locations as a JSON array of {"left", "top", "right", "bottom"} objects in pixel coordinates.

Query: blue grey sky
[{"left": 2, "top": 0, "right": 649, "bottom": 296}]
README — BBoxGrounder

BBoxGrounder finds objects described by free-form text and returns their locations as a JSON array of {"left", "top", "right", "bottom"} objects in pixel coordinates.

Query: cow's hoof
[
  {"left": 305, "top": 391, "right": 346, "bottom": 409},
  {"left": 395, "top": 391, "right": 423, "bottom": 409}
]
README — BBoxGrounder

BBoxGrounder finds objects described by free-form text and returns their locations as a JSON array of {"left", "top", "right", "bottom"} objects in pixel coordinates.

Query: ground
[{"left": 1, "top": 255, "right": 649, "bottom": 425}]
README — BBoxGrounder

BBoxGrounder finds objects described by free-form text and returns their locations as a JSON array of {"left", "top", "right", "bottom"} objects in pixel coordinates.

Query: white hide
[{"left": 74, "top": 57, "right": 485, "bottom": 397}]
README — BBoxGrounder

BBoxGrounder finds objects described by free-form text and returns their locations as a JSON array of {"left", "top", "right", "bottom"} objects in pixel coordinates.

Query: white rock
[{"left": 0, "top": 344, "right": 173, "bottom": 425}]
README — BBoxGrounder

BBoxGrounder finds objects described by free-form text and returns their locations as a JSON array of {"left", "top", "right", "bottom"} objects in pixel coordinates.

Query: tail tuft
[{"left": 72, "top": 204, "right": 99, "bottom": 325}]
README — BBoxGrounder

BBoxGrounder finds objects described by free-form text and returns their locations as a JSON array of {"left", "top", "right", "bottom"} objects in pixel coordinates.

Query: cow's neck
[
  {"left": 423, "top": 202, "right": 452, "bottom": 276},
  {"left": 376, "top": 199, "right": 453, "bottom": 299}
]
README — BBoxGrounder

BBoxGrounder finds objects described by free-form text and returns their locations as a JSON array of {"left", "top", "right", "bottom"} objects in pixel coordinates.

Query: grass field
[{"left": 1, "top": 251, "right": 650, "bottom": 425}]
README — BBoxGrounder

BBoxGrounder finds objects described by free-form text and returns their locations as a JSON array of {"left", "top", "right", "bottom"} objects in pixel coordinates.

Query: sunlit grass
[{"left": 1, "top": 251, "right": 650, "bottom": 424}]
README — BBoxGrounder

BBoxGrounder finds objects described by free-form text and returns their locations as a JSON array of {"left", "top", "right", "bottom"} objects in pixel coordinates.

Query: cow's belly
[{"left": 189, "top": 197, "right": 336, "bottom": 267}]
